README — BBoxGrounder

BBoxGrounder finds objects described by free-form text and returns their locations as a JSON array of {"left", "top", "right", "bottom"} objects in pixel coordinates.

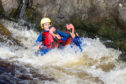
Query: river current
[{"left": 0, "top": 19, "right": 125, "bottom": 84}]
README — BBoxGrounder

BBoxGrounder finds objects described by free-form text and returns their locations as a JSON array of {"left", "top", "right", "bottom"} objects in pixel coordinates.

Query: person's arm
[
  {"left": 35, "top": 33, "right": 43, "bottom": 49},
  {"left": 57, "top": 30, "right": 70, "bottom": 42},
  {"left": 73, "top": 37, "right": 83, "bottom": 51},
  {"left": 36, "top": 33, "right": 43, "bottom": 43},
  {"left": 57, "top": 30, "right": 69, "bottom": 37}
]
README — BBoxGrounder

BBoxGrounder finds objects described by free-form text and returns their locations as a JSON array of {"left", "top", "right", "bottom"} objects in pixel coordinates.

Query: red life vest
[
  {"left": 63, "top": 37, "right": 73, "bottom": 46},
  {"left": 63, "top": 30, "right": 78, "bottom": 46},
  {"left": 42, "top": 32, "right": 55, "bottom": 49},
  {"left": 42, "top": 32, "right": 62, "bottom": 48},
  {"left": 59, "top": 39, "right": 63, "bottom": 43},
  {"left": 63, "top": 24, "right": 79, "bottom": 46},
  {"left": 53, "top": 36, "right": 63, "bottom": 47},
  {"left": 62, "top": 30, "right": 73, "bottom": 46}
]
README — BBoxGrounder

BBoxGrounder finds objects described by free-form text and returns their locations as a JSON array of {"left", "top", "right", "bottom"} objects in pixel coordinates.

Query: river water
[{"left": 0, "top": 19, "right": 126, "bottom": 84}]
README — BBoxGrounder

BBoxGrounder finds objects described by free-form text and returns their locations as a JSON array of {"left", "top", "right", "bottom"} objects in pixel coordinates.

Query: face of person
[{"left": 43, "top": 22, "right": 51, "bottom": 31}]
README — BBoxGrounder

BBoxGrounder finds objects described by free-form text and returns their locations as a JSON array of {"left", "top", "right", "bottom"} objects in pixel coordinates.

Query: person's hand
[
  {"left": 76, "top": 32, "right": 79, "bottom": 37},
  {"left": 37, "top": 45, "right": 43, "bottom": 49},
  {"left": 71, "top": 32, "right": 75, "bottom": 38},
  {"left": 49, "top": 27, "right": 56, "bottom": 34},
  {"left": 54, "top": 34, "right": 62, "bottom": 39}
]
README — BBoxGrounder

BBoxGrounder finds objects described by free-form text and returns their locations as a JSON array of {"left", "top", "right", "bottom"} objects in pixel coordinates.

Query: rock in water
[
  {"left": 118, "top": 52, "right": 126, "bottom": 61},
  {"left": 0, "top": 22, "right": 21, "bottom": 46},
  {"left": 1, "top": 0, "right": 19, "bottom": 15}
]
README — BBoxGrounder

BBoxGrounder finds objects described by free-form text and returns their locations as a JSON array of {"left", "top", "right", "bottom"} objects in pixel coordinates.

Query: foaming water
[{"left": 0, "top": 19, "right": 126, "bottom": 84}]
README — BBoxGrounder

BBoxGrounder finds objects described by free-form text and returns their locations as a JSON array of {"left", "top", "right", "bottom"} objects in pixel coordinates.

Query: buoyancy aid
[
  {"left": 63, "top": 24, "right": 78, "bottom": 46},
  {"left": 63, "top": 30, "right": 73, "bottom": 46},
  {"left": 53, "top": 36, "right": 63, "bottom": 47},
  {"left": 42, "top": 32, "right": 55, "bottom": 49},
  {"left": 49, "top": 26, "right": 64, "bottom": 47},
  {"left": 42, "top": 31, "right": 63, "bottom": 48},
  {"left": 63, "top": 37, "right": 73, "bottom": 46}
]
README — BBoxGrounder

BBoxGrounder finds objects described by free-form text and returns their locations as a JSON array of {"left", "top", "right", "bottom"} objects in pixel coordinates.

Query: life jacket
[
  {"left": 63, "top": 24, "right": 78, "bottom": 46},
  {"left": 42, "top": 32, "right": 55, "bottom": 49},
  {"left": 63, "top": 37, "right": 73, "bottom": 46},
  {"left": 49, "top": 27, "right": 64, "bottom": 47},
  {"left": 53, "top": 36, "right": 63, "bottom": 47},
  {"left": 42, "top": 31, "right": 63, "bottom": 48},
  {"left": 62, "top": 30, "right": 73, "bottom": 46}
]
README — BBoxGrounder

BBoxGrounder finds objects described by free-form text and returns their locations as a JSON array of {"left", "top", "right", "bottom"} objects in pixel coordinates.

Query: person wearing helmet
[
  {"left": 35, "top": 18, "right": 55, "bottom": 56},
  {"left": 64, "top": 23, "right": 83, "bottom": 51},
  {"left": 35, "top": 18, "right": 69, "bottom": 56}
]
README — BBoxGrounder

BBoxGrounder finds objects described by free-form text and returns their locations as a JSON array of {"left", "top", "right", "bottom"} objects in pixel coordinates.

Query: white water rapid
[{"left": 0, "top": 19, "right": 125, "bottom": 84}]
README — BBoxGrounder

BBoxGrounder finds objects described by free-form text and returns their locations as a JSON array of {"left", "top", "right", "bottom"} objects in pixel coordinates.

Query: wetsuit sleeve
[
  {"left": 73, "top": 37, "right": 83, "bottom": 51},
  {"left": 57, "top": 30, "right": 70, "bottom": 42},
  {"left": 36, "top": 33, "right": 43, "bottom": 42}
]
